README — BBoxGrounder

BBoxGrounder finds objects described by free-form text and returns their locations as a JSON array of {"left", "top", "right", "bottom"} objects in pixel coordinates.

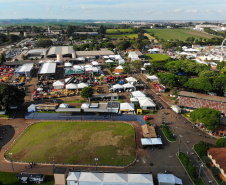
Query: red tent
[{"left": 144, "top": 115, "right": 149, "bottom": 121}]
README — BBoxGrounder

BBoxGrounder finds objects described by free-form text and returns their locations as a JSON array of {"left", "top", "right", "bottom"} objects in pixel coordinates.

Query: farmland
[
  {"left": 6, "top": 121, "right": 136, "bottom": 166},
  {"left": 145, "top": 28, "right": 215, "bottom": 41},
  {"left": 107, "top": 34, "right": 138, "bottom": 39}
]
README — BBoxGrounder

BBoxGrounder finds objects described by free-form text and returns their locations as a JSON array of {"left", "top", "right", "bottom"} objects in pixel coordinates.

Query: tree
[
  {"left": 131, "top": 60, "right": 143, "bottom": 72},
  {"left": 190, "top": 107, "right": 221, "bottom": 131},
  {"left": 98, "top": 25, "right": 106, "bottom": 35},
  {"left": 123, "top": 63, "right": 131, "bottom": 74},
  {"left": 0, "top": 53, "right": 6, "bottom": 64},
  {"left": 211, "top": 166, "right": 220, "bottom": 176},
  {"left": 215, "top": 138, "right": 226, "bottom": 147},
  {"left": 202, "top": 156, "right": 212, "bottom": 167},
  {"left": 0, "top": 84, "right": 26, "bottom": 109},
  {"left": 81, "top": 87, "right": 94, "bottom": 100},
  {"left": 35, "top": 39, "right": 53, "bottom": 48}
]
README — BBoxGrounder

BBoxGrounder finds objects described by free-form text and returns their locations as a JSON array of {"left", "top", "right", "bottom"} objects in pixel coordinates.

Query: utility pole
[
  {"left": 8, "top": 153, "right": 14, "bottom": 172},
  {"left": 94, "top": 158, "right": 98, "bottom": 171}
]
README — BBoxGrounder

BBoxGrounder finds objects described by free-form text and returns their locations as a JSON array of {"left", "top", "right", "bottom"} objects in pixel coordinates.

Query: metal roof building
[{"left": 47, "top": 46, "right": 74, "bottom": 57}]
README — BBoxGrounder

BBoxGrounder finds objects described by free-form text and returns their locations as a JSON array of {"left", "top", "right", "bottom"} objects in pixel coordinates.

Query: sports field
[
  {"left": 145, "top": 28, "right": 215, "bottom": 41},
  {"left": 6, "top": 121, "right": 136, "bottom": 166}
]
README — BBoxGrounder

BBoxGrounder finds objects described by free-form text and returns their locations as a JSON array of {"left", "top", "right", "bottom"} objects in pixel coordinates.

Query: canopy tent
[
  {"left": 85, "top": 66, "right": 99, "bottom": 73},
  {"left": 59, "top": 103, "right": 69, "bottom": 108},
  {"left": 112, "top": 84, "right": 124, "bottom": 91},
  {"left": 131, "top": 91, "right": 146, "bottom": 98},
  {"left": 67, "top": 172, "right": 80, "bottom": 185},
  {"left": 126, "top": 77, "right": 137, "bottom": 84},
  {"left": 38, "top": 63, "right": 56, "bottom": 74},
  {"left": 147, "top": 75, "right": 159, "bottom": 82},
  {"left": 66, "top": 83, "right": 78, "bottom": 90},
  {"left": 103, "top": 173, "right": 127, "bottom": 184},
  {"left": 141, "top": 138, "right": 163, "bottom": 146},
  {"left": 53, "top": 81, "right": 64, "bottom": 89},
  {"left": 157, "top": 174, "right": 183, "bottom": 185},
  {"left": 37, "top": 87, "right": 43, "bottom": 91},
  {"left": 120, "top": 103, "right": 135, "bottom": 112},
  {"left": 148, "top": 48, "right": 160, "bottom": 52},
  {"left": 79, "top": 172, "right": 103, "bottom": 185},
  {"left": 73, "top": 65, "right": 84, "bottom": 70},
  {"left": 81, "top": 103, "right": 90, "bottom": 109},
  {"left": 14, "top": 63, "right": 34, "bottom": 77},
  {"left": 91, "top": 61, "right": 99, "bottom": 66},
  {"left": 27, "top": 104, "right": 36, "bottom": 113},
  {"left": 64, "top": 62, "right": 73, "bottom": 67},
  {"left": 65, "top": 68, "right": 84, "bottom": 75},
  {"left": 77, "top": 83, "right": 89, "bottom": 89},
  {"left": 128, "top": 173, "right": 154, "bottom": 185},
  {"left": 103, "top": 56, "right": 109, "bottom": 59},
  {"left": 76, "top": 57, "right": 85, "bottom": 61},
  {"left": 105, "top": 59, "right": 114, "bottom": 63},
  {"left": 123, "top": 83, "right": 135, "bottom": 91},
  {"left": 139, "top": 97, "right": 156, "bottom": 109},
  {"left": 130, "top": 97, "right": 139, "bottom": 103},
  {"left": 116, "top": 65, "right": 124, "bottom": 70},
  {"left": 118, "top": 59, "right": 125, "bottom": 65}
]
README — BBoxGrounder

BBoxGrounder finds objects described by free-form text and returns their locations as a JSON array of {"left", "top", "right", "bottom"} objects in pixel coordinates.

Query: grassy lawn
[
  {"left": 0, "top": 172, "right": 54, "bottom": 185},
  {"left": 145, "top": 28, "right": 215, "bottom": 41},
  {"left": 160, "top": 125, "right": 176, "bottom": 141},
  {"left": 106, "top": 29, "right": 134, "bottom": 34},
  {"left": 0, "top": 114, "right": 9, "bottom": 118},
  {"left": 178, "top": 152, "right": 205, "bottom": 185},
  {"left": 6, "top": 121, "right": 136, "bottom": 166},
  {"left": 108, "top": 34, "right": 138, "bottom": 39},
  {"left": 145, "top": 54, "right": 170, "bottom": 62}
]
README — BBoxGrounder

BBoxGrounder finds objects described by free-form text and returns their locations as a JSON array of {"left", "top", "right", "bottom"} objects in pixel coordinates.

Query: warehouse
[
  {"left": 47, "top": 46, "right": 74, "bottom": 58},
  {"left": 75, "top": 50, "right": 114, "bottom": 59}
]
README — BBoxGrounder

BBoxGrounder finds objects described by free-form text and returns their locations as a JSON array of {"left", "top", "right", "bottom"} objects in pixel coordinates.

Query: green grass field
[
  {"left": 6, "top": 121, "right": 136, "bottom": 166},
  {"left": 145, "top": 28, "right": 215, "bottom": 41},
  {"left": 0, "top": 172, "right": 54, "bottom": 185},
  {"left": 106, "top": 29, "right": 134, "bottom": 34},
  {"left": 108, "top": 34, "right": 138, "bottom": 39},
  {"left": 145, "top": 54, "right": 171, "bottom": 62}
]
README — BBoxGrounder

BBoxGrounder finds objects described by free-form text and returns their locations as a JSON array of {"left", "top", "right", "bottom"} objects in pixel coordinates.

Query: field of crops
[{"left": 145, "top": 28, "right": 215, "bottom": 41}]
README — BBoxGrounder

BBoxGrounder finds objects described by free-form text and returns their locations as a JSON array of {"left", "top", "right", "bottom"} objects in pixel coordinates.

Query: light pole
[
  {"left": 199, "top": 163, "right": 204, "bottom": 178},
  {"left": 178, "top": 134, "right": 182, "bottom": 156},
  {"left": 49, "top": 157, "right": 55, "bottom": 172},
  {"left": 8, "top": 153, "right": 14, "bottom": 172},
  {"left": 94, "top": 158, "right": 98, "bottom": 170}
]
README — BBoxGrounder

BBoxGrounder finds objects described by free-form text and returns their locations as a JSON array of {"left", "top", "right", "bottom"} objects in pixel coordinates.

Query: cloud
[
  {"left": 186, "top": 9, "right": 197, "bottom": 13},
  {"left": 174, "top": 9, "right": 182, "bottom": 12}
]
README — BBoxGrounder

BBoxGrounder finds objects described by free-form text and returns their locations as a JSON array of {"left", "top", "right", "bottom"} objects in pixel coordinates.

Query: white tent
[
  {"left": 27, "top": 104, "right": 36, "bottom": 112},
  {"left": 85, "top": 64, "right": 92, "bottom": 68},
  {"left": 139, "top": 97, "right": 156, "bottom": 109},
  {"left": 157, "top": 174, "right": 183, "bottom": 185},
  {"left": 147, "top": 75, "right": 159, "bottom": 82},
  {"left": 118, "top": 59, "right": 125, "bottom": 65},
  {"left": 73, "top": 65, "right": 84, "bottom": 70},
  {"left": 126, "top": 77, "right": 137, "bottom": 83},
  {"left": 103, "top": 173, "right": 127, "bottom": 184},
  {"left": 91, "top": 61, "right": 100, "bottom": 66},
  {"left": 141, "top": 138, "right": 163, "bottom": 146},
  {"left": 116, "top": 65, "right": 124, "bottom": 70},
  {"left": 123, "top": 83, "right": 135, "bottom": 91},
  {"left": 67, "top": 172, "right": 80, "bottom": 185},
  {"left": 130, "top": 97, "right": 139, "bottom": 103},
  {"left": 77, "top": 83, "right": 89, "bottom": 89},
  {"left": 53, "top": 81, "right": 64, "bottom": 89},
  {"left": 79, "top": 172, "right": 103, "bottom": 185},
  {"left": 76, "top": 57, "right": 85, "bottom": 61},
  {"left": 64, "top": 62, "right": 72, "bottom": 67},
  {"left": 81, "top": 103, "right": 90, "bottom": 109},
  {"left": 120, "top": 103, "right": 135, "bottom": 112},
  {"left": 37, "top": 87, "right": 43, "bottom": 91},
  {"left": 128, "top": 173, "right": 154, "bottom": 185},
  {"left": 105, "top": 59, "right": 114, "bottom": 63},
  {"left": 131, "top": 91, "right": 146, "bottom": 98},
  {"left": 59, "top": 103, "right": 69, "bottom": 108},
  {"left": 112, "top": 84, "right": 124, "bottom": 90},
  {"left": 103, "top": 56, "right": 109, "bottom": 59},
  {"left": 66, "top": 83, "right": 78, "bottom": 90}
]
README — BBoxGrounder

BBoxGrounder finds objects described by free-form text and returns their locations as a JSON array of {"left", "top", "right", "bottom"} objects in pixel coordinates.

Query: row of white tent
[
  {"left": 111, "top": 83, "right": 136, "bottom": 91},
  {"left": 53, "top": 80, "right": 89, "bottom": 90},
  {"left": 67, "top": 172, "right": 154, "bottom": 185},
  {"left": 130, "top": 91, "right": 156, "bottom": 110},
  {"left": 65, "top": 61, "right": 100, "bottom": 68},
  {"left": 66, "top": 172, "right": 183, "bottom": 185}
]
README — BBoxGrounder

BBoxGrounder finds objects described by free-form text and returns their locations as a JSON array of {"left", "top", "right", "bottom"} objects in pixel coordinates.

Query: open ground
[{"left": 6, "top": 121, "right": 136, "bottom": 166}]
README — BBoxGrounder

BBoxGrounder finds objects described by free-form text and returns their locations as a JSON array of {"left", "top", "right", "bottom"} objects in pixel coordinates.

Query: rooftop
[
  {"left": 47, "top": 46, "right": 74, "bottom": 56},
  {"left": 76, "top": 50, "right": 114, "bottom": 56},
  {"left": 178, "top": 91, "right": 226, "bottom": 103},
  {"left": 208, "top": 148, "right": 226, "bottom": 173}
]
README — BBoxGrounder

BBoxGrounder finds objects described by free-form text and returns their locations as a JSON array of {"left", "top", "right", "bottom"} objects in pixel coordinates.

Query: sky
[{"left": 0, "top": 0, "right": 226, "bottom": 21}]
